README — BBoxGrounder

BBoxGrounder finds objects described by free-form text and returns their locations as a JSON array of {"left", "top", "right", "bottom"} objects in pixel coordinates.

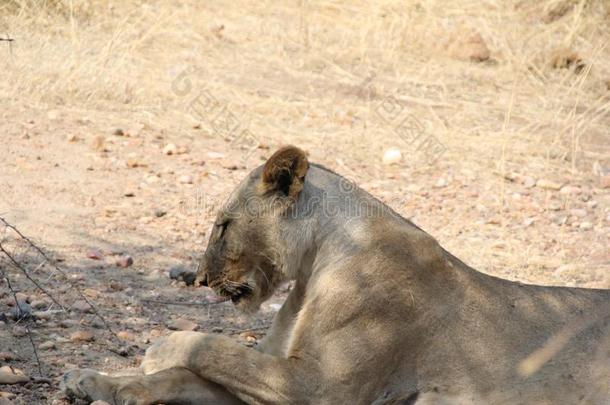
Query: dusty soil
[{"left": 0, "top": 1, "right": 609, "bottom": 403}]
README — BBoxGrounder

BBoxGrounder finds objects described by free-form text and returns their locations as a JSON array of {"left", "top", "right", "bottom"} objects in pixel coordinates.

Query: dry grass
[{"left": 1, "top": 0, "right": 609, "bottom": 286}]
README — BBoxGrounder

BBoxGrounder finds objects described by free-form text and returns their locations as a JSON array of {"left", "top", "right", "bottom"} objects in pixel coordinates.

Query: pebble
[
  {"left": 116, "top": 255, "right": 134, "bottom": 268},
  {"left": 117, "top": 331, "right": 135, "bottom": 341},
  {"left": 66, "top": 134, "right": 78, "bottom": 142},
  {"left": 70, "top": 330, "right": 94, "bottom": 342},
  {"left": 521, "top": 176, "right": 536, "bottom": 188},
  {"left": 91, "top": 135, "right": 105, "bottom": 152},
  {"left": 9, "top": 301, "right": 32, "bottom": 320},
  {"left": 434, "top": 178, "right": 448, "bottom": 188},
  {"left": 569, "top": 208, "right": 587, "bottom": 218},
  {"left": 601, "top": 175, "right": 610, "bottom": 189},
  {"left": 212, "top": 326, "right": 223, "bottom": 333},
  {"left": 178, "top": 174, "right": 194, "bottom": 184},
  {"left": 0, "top": 366, "right": 29, "bottom": 384},
  {"left": 168, "top": 266, "right": 197, "bottom": 286},
  {"left": 86, "top": 249, "right": 103, "bottom": 260},
  {"left": 38, "top": 341, "right": 55, "bottom": 350},
  {"left": 586, "top": 200, "right": 598, "bottom": 209},
  {"left": 168, "top": 319, "right": 198, "bottom": 331},
  {"left": 382, "top": 148, "right": 402, "bottom": 165},
  {"left": 0, "top": 353, "right": 13, "bottom": 362},
  {"left": 560, "top": 185, "right": 581, "bottom": 195},
  {"left": 11, "top": 326, "right": 27, "bottom": 337},
  {"left": 154, "top": 209, "right": 167, "bottom": 218},
  {"left": 71, "top": 300, "right": 92, "bottom": 313},
  {"left": 536, "top": 179, "right": 562, "bottom": 190},
  {"left": 109, "top": 280, "right": 124, "bottom": 291},
  {"left": 579, "top": 222, "right": 593, "bottom": 230},
  {"left": 163, "top": 143, "right": 177, "bottom": 155},
  {"left": 31, "top": 300, "right": 49, "bottom": 310},
  {"left": 15, "top": 293, "right": 29, "bottom": 303},
  {"left": 0, "top": 391, "right": 17, "bottom": 399},
  {"left": 523, "top": 218, "right": 535, "bottom": 227},
  {"left": 91, "top": 401, "right": 112, "bottom": 405}
]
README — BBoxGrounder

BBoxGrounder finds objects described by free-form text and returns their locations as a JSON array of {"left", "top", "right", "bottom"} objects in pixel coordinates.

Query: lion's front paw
[
  {"left": 141, "top": 331, "right": 203, "bottom": 375},
  {"left": 60, "top": 369, "right": 115, "bottom": 403}
]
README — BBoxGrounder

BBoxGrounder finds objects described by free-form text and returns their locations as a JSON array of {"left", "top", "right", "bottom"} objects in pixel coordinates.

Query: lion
[{"left": 62, "top": 145, "right": 610, "bottom": 404}]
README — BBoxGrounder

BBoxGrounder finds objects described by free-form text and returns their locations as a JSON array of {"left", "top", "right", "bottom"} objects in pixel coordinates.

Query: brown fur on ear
[{"left": 262, "top": 146, "right": 309, "bottom": 199}]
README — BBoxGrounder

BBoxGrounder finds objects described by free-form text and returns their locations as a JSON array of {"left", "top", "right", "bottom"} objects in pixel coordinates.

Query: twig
[
  {"left": 0, "top": 243, "right": 65, "bottom": 310},
  {"left": 0, "top": 217, "right": 121, "bottom": 344},
  {"left": 141, "top": 298, "right": 228, "bottom": 307},
  {"left": 0, "top": 263, "right": 44, "bottom": 377},
  {"left": 25, "top": 325, "right": 43, "bottom": 377}
]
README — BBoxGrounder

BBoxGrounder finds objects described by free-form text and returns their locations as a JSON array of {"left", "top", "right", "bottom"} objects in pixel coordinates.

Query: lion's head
[{"left": 196, "top": 146, "right": 310, "bottom": 312}]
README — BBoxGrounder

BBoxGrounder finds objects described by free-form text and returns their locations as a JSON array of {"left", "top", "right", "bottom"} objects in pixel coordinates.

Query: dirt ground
[{"left": 0, "top": 1, "right": 609, "bottom": 403}]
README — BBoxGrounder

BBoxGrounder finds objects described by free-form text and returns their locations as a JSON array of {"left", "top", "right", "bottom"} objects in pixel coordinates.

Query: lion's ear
[{"left": 262, "top": 145, "right": 309, "bottom": 199}]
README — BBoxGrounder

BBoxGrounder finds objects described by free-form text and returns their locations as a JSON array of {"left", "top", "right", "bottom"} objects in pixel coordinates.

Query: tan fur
[{"left": 62, "top": 146, "right": 610, "bottom": 405}]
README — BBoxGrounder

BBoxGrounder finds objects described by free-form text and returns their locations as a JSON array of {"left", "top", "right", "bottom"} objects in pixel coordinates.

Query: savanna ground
[{"left": 0, "top": 0, "right": 609, "bottom": 403}]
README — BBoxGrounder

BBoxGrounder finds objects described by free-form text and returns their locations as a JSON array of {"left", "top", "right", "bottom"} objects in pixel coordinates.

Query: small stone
[
  {"left": 116, "top": 255, "right": 134, "bottom": 268},
  {"left": 168, "top": 319, "right": 198, "bottom": 331},
  {"left": 163, "top": 143, "right": 177, "bottom": 155},
  {"left": 0, "top": 391, "right": 16, "bottom": 399},
  {"left": 117, "top": 331, "right": 135, "bottom": 341},
  {"left": 569, "top": 208, "right": 587, "bottom": 218},
  {"left": 30, "top": 300, "right": 48, "bottom": 310},
  {"left": 239, "top": 331, "right": 257, "bottom": 342},
  {"left": 38, "top": 341, "right": 55, "bottom": 350},
  {"left": 176, "top": 146, "right": 189, "bottom": 155},
  {"left": 0, "top": 352, "right": 14, "bottom": 361},
  {"left": 32, "top": 310, "right": 53, "bottom": 320},
  {"left": 169, "top": 266, "right": 188, "bottom": 280},
  {"left": 601, "top": 175, "right": 610, "bottom": 189},
  {"left": 522, "top": 176, "right": 536, "bottom": 188},
  {"left": 579, "top": 222, "right": 593, "bottom": 230},
  {"left": 536, "top": 179, "right": 563, "bottom": 190},
  {"left": 154, "top": 209, "right": 167, "bottom": 218},
  {"left": 109, "top": 280, "right": 124, "bottom": 291},
  {"left": 66, "top": 134, "right": 78, "bottom": 142},
  {"left": 9, "top": 301, "right": 31, "bottom": 320},
  {"left": 71, "top": 300, "right": 92, "bottom": 313},
  {"left": 207, "top": 152, "right": 225, "bottom": 159},
  {"left": 11, "top": 326, "right": 27, "bottom": 337},
  {"left": 113, "top": 128, "right": 124, "bottom": 136},
  {"left": 70, "top": 330, "right": 94, "bottom": 342},
  {"left": 15, "top": 293, "right": 29, "bottom": 303},
  {"left": 434, "top": 178, "right": 448, "bottom": 188},
  {"left": 91, "top": 401, "right": 112, "bottom": 405},
  {"left": 168, "top": 266, "right": 196, "bottom": 285},
  {"left": 212, "top": 326, "right": 223, "bottom": 333},
  {"left": 91, "top": 135, "right": 105, "bottom": 152},
  {"left": 178, "top": 174, "right": 193, "bottom": 184},
  {"left": 382, "top": 148, "right": 402, "bottom": 165},
  {"left": 523, "top": 218, "right": 535, "bottom": 227},
  {"left": 560, "top": 185, "right": 581, "bottom": 195},
  {"left": 0, "top": 366, "right": 29, "bottom": 384},
  {"left": 83, "top": 288, "right": 100, "bottom": 298},
  {"left": 86, "top": 249, "right": 103, "bottom": 260}
]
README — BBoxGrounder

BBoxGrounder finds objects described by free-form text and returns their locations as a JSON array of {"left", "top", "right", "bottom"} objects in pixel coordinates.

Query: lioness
[{"left": 63, "top": 146, "right": 610, "bottom": 404}]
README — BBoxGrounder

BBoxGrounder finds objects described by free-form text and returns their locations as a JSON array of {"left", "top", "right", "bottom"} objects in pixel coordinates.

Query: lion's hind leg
[{"left": 61, "top": 367, "right": 244, "bottom": 405}]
